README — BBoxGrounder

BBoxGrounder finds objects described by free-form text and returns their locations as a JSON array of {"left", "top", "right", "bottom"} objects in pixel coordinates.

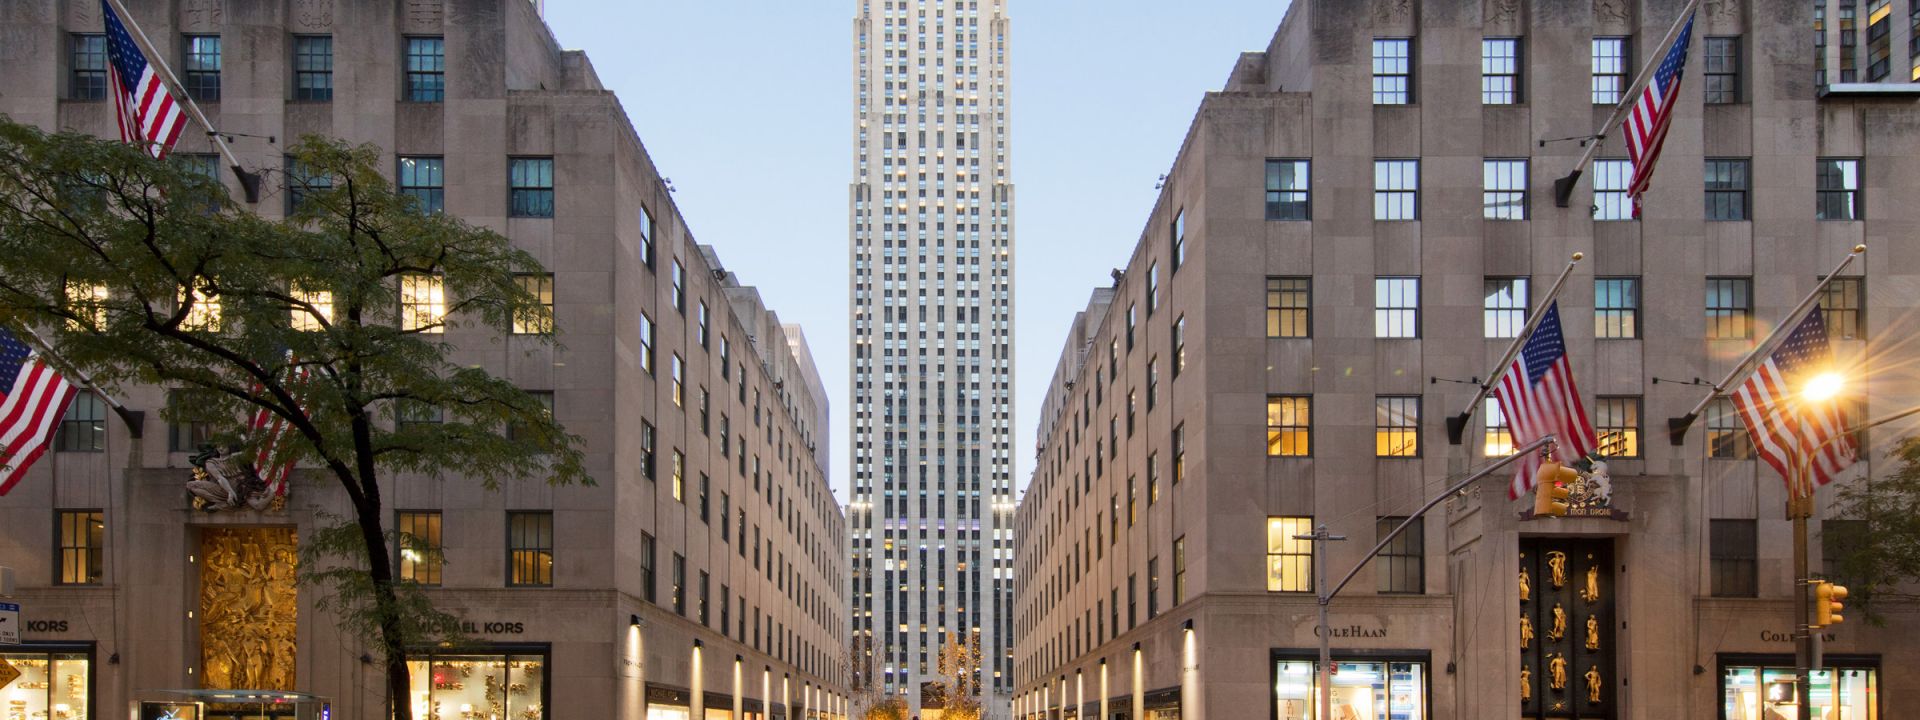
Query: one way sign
[{"left": 0, "top": 602, "right": 18, "bottom": 644}]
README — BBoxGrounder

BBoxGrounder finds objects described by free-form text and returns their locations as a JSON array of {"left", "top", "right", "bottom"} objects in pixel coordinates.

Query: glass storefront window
[
  {"left": 1274, "top": 659, "right": 1426, "bottom": 720},
  {"left": 1722, "top": 664, "right": 1877, "bottom": 720},
  {"left": 1, "top": 651, "right": 91, "bottom": 720},
  {"left": 406, "top": 651, "right": 546, "bottom": 720}
]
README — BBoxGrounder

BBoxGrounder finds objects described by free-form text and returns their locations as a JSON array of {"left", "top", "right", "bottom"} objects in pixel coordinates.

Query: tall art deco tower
[{"left": 848, "top": 0, "right": 1015, "bottom": 715}]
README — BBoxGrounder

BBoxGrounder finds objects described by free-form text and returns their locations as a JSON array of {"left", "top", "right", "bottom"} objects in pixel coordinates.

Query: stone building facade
[
  {"left": 0, "top": 1, "right": 848, "bottom": 719},
  {"left": 1011, "top": 1, "right": 1919, "bottom": 719}
]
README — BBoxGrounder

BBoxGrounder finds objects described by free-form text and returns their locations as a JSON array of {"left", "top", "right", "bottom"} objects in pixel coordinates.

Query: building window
[
  {"left": 56, "top": 392, "right": 106, "bottom": 452},
  {"left": 182, "top": 35, "right": 222, "bottom": 102},
  {"left": 672, "top": 553, "right": 687, "bottom": 615},
  {"left": 506, "top": 390, "right": 553, "bottom": 449},
  {"left": 1147, "top": 261, "right": 1160, "bottom": 315},
  {"left": 672, "top": 260, "right": 687, "bottom": 313},
  {"left": 1375, "top": 277, "right": 1420, "bottom": 338},
  {"left": 509, "top": 158, "right": 555, "bottom": 218},
  {"left": 1484, "top": 397, "right": 1513, "bottom": 457},
  {"left": 70, "top": 34, "right": 107, "bottom": 100},
  {"left": 400, "top": 274, "right": 446, "bottom": 333},
  {"left": 1172, "top": 536, "right": 1187, "bottom": 605},
  {"left": 1126, "top": 303, "right": 1136, "bottom": 350},
  {"left": 1704, "top": 158, "right": 1751, "bottom": 221},
  {"left": 1483, "top": 277, "right": 1529, "bottom": 339},
  {"left": 671, "top": 449, "right": 685, "bottom": 502},
  {"left": 1372, "top": 38, "right": 1413, "bottom": 104},
  {"left": 1275, "top": 659, "right": 1431, "bottom": 716},
  {"left": 1483, "top": 158, "right": 1528, "bottom": 220},
  {"left": 506, "top": 511, "right": 554, "bottom": 587},
  {"left": 396, "top": 400, "right": 442, "bottom": 430},
  {"left": 1593, "top": 159, "right": 1634, "bottom": 220},
  {"left": 698, "top": 473, "right": 710, "bottom": 523},
  {"left": 639, "top": 421, "right": 656, "bottom": 480},
  {"left": 1172, "top": 424, "right": 1186, "bottom": 485},
  {"left": 1376, "top": 396, "right": 1420, "bottom": 458},
  {"left": 638, "top": 312, "right": 656, "bottom": 375},
  {"left": 1147, "top": 452, "right": 1160, "bottom": 505},
  {"left": 670, "top": 354, "right": 684, "bottom": 407},
  {"left": 396, "top": 511, "right": 443, "bottom": 586},
  {"left": 1373, "top": 159, "right": 1419, "bottom": 220},
  {"left": 1376, "top": 517, "right": 1424, "bottom": 594},
  {"left": 1704, "top": 36, "right": 1741, "bottom": 103},
  {"left": 1706, "top": 397, "right": 1752, "bottom": 459},
  {"left": 1267, "top": 277, "right": 1310, "bottom": 338},
  {"left": 1592, "top": 36, "right": 1629, "bottom": 104},
  {"left": 57, "top": 510, "right": 104, "bottom": 585},
  {"left": 285, "top": 156, "right": 333, "bottom": 214},
  {"left": 1710, "top": 519, "right": 1758, "bottom": 597},
  {"left": 1266, "top": 516, "right": 1313, "bottom": 592},
  {"left": 293, "top": 35, "right": 334, "bottom": 101},
  {"left": 398, "top": 156, "right": 445, "bottom": 214},
  {"left": 1170, "top": 209, "right": 1186, "bottom": 272},
  {"left": 1816, "top": 158, "right": 1862, "bottom": 220},
  {"left": 1147, "top": 557, "right": 1160, "bottom": 618},
  {"left": 512, "top": 274, "right": 554, "bottom": 335},
  {"left": 1594, "top": 396, "right": 1641, "bottom": 457},
  {"left": 1146, "top": 357, "right": 1158, "bottom": 410},
  {"left": 1265, "top": 159, "right": 1310, "bottom": 220},
  {"left": 1719, "top": 663, "right": 1878, "bottom": 720},
  {"left": 1594, "top": 277, "right": 1640, "bottom": 339},
  {"left": 167, "top": 388, "right": 214, "bottom": 452},
  {"left": 1820, "top": 277, "right": 1866, "bottom": 340},
  {"left": 1266, "top": 395, "right": 1311, "bottom": 457},
  {"left": 405, "top": 650, "right": 549, "bottom": 720},
  {"left": 405, "top": 37, "right": 445, "bottom": 102},
  {"left": 699, "top": 571, "right": 711, "bottom": 625},
  {"left": 1706, "top": 277, "right": 1753, "bottom": 340},
  {"left": 290, "top": 284, "right": 333, "bottom": 332},
  {"left": 639, "top": 207, "right": 656, "bottom": 269},
  {"left": 1482, "top": 37, "right": 1521, "bottom": 104},
  {"left": 697, "top": 300, "right": 710, "bottom": 348},
  {"left": 640, "top": 532, "right": 657, "bottom": 602},
  {"left": 1172, "top": 315, "right": 1186, "bottom": 377}
]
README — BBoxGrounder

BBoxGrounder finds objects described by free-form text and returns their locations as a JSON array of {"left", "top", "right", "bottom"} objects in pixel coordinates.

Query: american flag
[
  {"left": 1494, "top": 302, "right": 1599, "bottom": 499},
  {"left": 102, "top": 0, "right": 187, "bottom": 158},
  {"left": 1622, "top": 11, "right": 1695, "bottom": 218},
  {"left": 248, "top": 354, "right": 315, "bottom": 500},
  {"left": 0, "top": 329, "right": 80, "bottom": 496},
  {"left": 1730, "top": 306, "right": 1856, "bottom": 499}
]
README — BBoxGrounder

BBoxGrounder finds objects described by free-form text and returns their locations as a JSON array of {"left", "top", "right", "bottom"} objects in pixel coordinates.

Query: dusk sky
[{"left": 543, "top": 1, "right": 1292, "bottom": 502}]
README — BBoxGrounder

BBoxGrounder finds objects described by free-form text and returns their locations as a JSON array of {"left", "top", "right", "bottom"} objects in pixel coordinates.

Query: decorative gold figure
[
  {"left": 1519, "top": 615, "right": 1535, "bottom": 649},
  {"left": 1547, "top": 551, "right": 1568, "bottom": 588},
  {"left": 1548, "top": 653, "right": 1569, "bottom": 690},
  {"left": 1520, "top": 666, "right": 1532, "bottom": 702},
  {"left": 199, "top": 527, "right": 299, "bottom": 692},
  {"left": 1585, "top": 615, "right": 1601, "bottom": 651},
  {"left": 1519, "top": 566, "right": 1531, "bottom": 603},
  {"left": 1549, "top": 603, "right": 1567, "bottom": 641},
  {"left": 1582, "top": 562, "right": 1601, "bottom": 603},
  {"left": 1585, "top": 666, "right": 1603, "bottom": 703}
]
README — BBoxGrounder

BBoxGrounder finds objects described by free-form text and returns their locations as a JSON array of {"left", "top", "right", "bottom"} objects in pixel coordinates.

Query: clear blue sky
[{"left": 543, "top": 1, "right": 1291, "bottom": 502}]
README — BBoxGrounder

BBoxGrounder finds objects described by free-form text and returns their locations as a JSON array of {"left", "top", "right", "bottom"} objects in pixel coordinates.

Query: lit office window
[
  {"left": 506, "top": 511, "right": 554, "bottom": 587},
  {"left": 1267, "top": 277, "right": 1311, "bottom": 338},
  {"left": 396, "top": 511, "right": 443, "bottom": 585},
  {"left": 1266, "top": 516, "right": 1313, "bottom": 592},
  {"left": 1706, "top": 398, "right": 1752, "bottom": 459},
  {"left": 1266, "top": 395, "right": 1311, "bottom": 457},
  {"left": 1484, "top": 397, "right": 1512, "bottom": 457},
  {"left": 57, "top": 510, "right": 105, "bottom": 585},
  {"left": 1819, "top": 277, "right": 1866, "bottom": 340},
  {"left": 513, "top": 274, "right": 554, "bottom": 334},
  {"left": 1594, "top": 396, "right": 1641, "bottom": 457},
  {"left": 400, "top": 274, "right": 445, "bottom": 333},
  {"left": 1375, "top": 396, "right": 1419, "bottom": 458}
]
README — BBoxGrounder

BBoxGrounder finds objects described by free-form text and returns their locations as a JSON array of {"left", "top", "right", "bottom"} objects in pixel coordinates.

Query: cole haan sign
[{"left": 1312, "top": 624, "right": 1389, "bottom": 638}]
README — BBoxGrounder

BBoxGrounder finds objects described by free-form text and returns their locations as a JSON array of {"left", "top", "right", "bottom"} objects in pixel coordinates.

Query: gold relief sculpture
[
  {"left": 1548, "top": 603, "right": 1567, "bottom": 641},
  {"left": 1582, "top": 561, "right": 1601, "bottom": 603},
  {"left": 1547, "top": 551, "right": 1568, "bottom": 588},
  {"left": 1585, "top": 666, "right": 1603, "bottom": 703},
  {"left": 1519, "top": 615, "right": 1535, "bottom": 649},
  {"left": 1519, "top": 666, "right": 1531, "bottom": 702},
  {"left": 1518, "top": 566, "right": 1531, "bottom": 603},
  {"left": 199, "top": 527, "right": 299, "bottom": 692},
  {"left": 1547, "top": 654, "right": 1568, "bottom": 690},
  {"left": 1585, "top": 616, "right": 1600, "bottom": 651},
  {"left": 1551, "top": 700, "right": 1567, "bottom": 711}
]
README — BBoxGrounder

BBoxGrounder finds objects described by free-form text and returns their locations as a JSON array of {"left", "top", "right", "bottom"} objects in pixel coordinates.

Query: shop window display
[
  {"left": 1274, "top": 659, "right": 1426, "bottom": 720},
  {"left": 0, "top": 650, "right": 90, "bottom": 720},
  {"left": 1721, "top": 664, "right": 1877, "bottom": 720},
  {"left": 406, "top": 651, "right": 546, "bottom": 720}
]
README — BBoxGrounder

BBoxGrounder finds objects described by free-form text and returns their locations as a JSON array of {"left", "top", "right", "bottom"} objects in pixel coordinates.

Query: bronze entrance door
[{"left": 1518, "top": 538, "right": 1615, "bottom": 719}]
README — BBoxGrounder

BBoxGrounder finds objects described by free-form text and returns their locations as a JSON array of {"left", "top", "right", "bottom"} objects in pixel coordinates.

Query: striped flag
[
  {"left": 102, "top": 0, "right": 188, "bottom": 158},
  {"left": 248, "top": 354, "right": 314, "bottom": 500},
  {"left": 1495, "top": 302, "right": 1599, "bottom": 499},
  {"left": 1730, "top": 307, "right": 1856, "bottom": 499},
  {"left": 0, "top": 329, "right": 80, "bottom": 495},
  {"left": 1622, "top": 11, "right": 1696, "bottom": 218}
]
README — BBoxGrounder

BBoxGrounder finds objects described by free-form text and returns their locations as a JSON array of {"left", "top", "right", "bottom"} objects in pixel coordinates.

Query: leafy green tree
[
  {"left": 0, "top": 120, "right": 587, "bottom": 719},
  {"left": 1830, "top": 437, "right": 1920, "bottom": 622}
]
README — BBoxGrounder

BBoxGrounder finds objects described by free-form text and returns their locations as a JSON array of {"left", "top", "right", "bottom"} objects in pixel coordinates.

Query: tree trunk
[{"left": 352, "top": 494, "right": 412, "bottom": 720}]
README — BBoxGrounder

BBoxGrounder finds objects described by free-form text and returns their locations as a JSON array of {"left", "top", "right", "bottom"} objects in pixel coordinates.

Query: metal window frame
[{"left": 504, "top": 510, "right": 555, "bottom": 588}]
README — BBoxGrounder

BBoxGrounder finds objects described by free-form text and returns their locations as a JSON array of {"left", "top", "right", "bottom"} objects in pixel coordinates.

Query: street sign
[{"left": 0, "top": 602, "right": 17, "bottom": 644}]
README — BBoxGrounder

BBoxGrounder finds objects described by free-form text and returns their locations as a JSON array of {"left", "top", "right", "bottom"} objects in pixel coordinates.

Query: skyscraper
[{"left": 848, "top": 0, "right": 1015, "bottom": 716}]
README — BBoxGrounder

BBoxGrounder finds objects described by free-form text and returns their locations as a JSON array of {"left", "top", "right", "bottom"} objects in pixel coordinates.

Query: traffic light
[
  {"left": 1814, "top": 581, "right": 1849, "bottom": 627},
  {"left": 1531, "top": 460, "right": 1578, "bottom": 517}
]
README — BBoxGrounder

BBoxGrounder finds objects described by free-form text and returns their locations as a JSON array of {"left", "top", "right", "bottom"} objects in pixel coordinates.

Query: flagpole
[
  {"left": 1667, "top": 244, "right": 1866, "bottom": 445},
  {"left": 1552, "top": 0, "right": 1702, "bottom": 207},
  {"left": 1446, "top": 252, "right": 1585, "bottom": 445},
  {"left": 102, "top": 0, "right": 262, "bottom": 202},
  {"left": 18, "top": 325, "right": 143, "bottom": 438}
]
